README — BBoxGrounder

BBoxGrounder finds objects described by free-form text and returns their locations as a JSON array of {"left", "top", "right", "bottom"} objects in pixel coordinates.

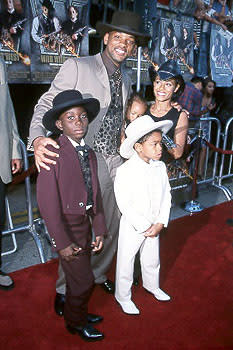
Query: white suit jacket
[
  {"left": 114, "top": 154, "right": 171, "bottom": 234},
  {"left": 28, "top": 53, "right": 132, "bottom": 149}
]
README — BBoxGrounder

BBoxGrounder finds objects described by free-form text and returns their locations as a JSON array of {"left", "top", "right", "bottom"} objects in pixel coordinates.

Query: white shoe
[
  {"left": 117, "top": 300, "right": 140, "bottom": 314},
  {"left": 153, "top": 288, "right": 171, "bottom": 301}
]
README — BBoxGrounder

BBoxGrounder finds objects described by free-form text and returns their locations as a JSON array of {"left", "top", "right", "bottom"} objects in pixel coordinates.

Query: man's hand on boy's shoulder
[
  {"left": 92, "top": 235, "right": 104, "bottom": 252},
  {"left": 33, "top": 136, "right": 60, "bottom": 172},
  {"left": 144, "top": 223, "right": 164, "bottom": 238},
  {"left": 59, "top": 243, "right": 83, "bottom": 261}
]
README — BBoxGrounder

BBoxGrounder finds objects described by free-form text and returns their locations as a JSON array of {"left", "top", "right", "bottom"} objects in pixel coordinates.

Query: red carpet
[{"left": 1, "top": 201, "right": 233, "bottom": 350}]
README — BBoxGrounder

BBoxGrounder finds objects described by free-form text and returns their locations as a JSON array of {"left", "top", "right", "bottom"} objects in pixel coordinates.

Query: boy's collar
[{"left": 66, "top": 136, "right": 85, "bottom": 148}]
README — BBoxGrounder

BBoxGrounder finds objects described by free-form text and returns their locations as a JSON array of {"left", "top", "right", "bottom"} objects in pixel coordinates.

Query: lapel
[
  {"left": 58, "top": 135, "right": 98, "bottom": 198},
  {"left": 121, "top": 67, "right": 130, "bottom": 106},
  {"left": 93, "top": 54, "right": 130, "bottom": 107},
  {"left": 93, "top": 53, "right": 110, "bottom": 94},
  {"left": 58, "top": 135, "right": 85, "bottom": 186}
]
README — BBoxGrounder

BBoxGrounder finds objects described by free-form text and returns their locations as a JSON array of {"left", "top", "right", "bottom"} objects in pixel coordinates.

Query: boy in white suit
[{"left": 114, "top": 115, "right": 173, "bottom": 314}]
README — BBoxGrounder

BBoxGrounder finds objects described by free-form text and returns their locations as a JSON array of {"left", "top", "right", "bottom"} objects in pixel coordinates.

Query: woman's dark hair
[
  {"left": 203, "top": 77, "right": 216, "bottom": 90},
  {"left": 167, "top": 22, "right": 174, "bottom": 36},
  {"left": 148, "top": 66, "right": 185, "bottom": 101},
  {"left": 190, "top": 76, "right": 203, "bottom": 84}
]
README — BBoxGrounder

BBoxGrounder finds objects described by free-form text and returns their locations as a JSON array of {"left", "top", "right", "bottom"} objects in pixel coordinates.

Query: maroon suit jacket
[{"left": 37, "top": 134, "right": 107, "bottom": 251}]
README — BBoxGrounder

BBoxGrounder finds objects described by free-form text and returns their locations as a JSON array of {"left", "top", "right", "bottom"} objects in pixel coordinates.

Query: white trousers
[{"left": 115, "top": 215, "right": 160, "bottom": 303}]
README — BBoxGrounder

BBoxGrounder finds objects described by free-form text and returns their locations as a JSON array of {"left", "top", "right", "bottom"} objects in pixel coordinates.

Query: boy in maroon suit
[{"left": 37, "top": 90, "right": 107, "bottom": 342}]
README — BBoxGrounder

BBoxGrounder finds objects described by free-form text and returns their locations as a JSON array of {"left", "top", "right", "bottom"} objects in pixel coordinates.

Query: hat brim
[
  {"left": 120, "top": 119, "right": 173, "bottom": 159},
  {"left": 157, "top": 70, "right": 178, "bottom": 81},
  {"left": 43, "top": 98, "right": 100, "bottom": 134},
  {"left": 40, "top": 0, "right": 54, "bottom": 9},
  {"left": 96, "top": 22, "right": 151, "bottom": 47}
]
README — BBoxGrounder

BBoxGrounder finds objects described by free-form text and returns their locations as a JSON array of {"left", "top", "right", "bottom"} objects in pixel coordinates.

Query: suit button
[
  {"left": 51, "top": 238, "right": 56, "bottom": 248},
  {"left": 79, "top": 202, "right": 84, "bottom": 207}
]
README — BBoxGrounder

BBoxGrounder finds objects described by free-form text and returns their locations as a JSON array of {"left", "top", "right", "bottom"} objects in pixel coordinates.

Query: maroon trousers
[{"left": 60, "top": 214, "right": 94, "bottom": 327}]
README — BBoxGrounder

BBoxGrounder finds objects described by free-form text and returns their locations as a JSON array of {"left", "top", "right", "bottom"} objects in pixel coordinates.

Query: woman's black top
[{"left": 147, "top": 106, "right": 181, "bottom": 163}]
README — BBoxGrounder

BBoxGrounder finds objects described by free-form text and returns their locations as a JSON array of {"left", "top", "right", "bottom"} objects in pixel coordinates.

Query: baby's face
[{"left": 127, "top": 101, "right": 147, "bottom": 123}]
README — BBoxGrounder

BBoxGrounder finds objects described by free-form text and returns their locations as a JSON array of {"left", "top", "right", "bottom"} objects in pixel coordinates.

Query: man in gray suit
[
  {"left": 28, "top": 10, "right": 150, "bottom": 315},
  {"left": 0, "top": 58, "right": 22, "bottom": 290}
]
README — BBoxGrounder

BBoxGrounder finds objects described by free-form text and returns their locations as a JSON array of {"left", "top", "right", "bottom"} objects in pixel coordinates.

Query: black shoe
[
  {"left": 0, "top": 271, "right": 14, "bottom": 291},
  {"left": 54, "top": 293, "right": 65, "bottom": 316},
  {"left": 133, "top": 277, "right": 139, "bottom": 286},
  {"left": 66, "top": 324, "right": 104, "bottom": 342},
  {"left": 99, "top": 279, "right": 115, "bottom": 294},
  {"left": 87, "top": 313, "right": 103, "bottom": 324}
]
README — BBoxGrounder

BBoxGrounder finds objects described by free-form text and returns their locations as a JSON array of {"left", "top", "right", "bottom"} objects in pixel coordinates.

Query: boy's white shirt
[
  {"left": 114, "top": 153, "right": 171, "bottom": 234},
  {"left": 67, "top": 136, "right": 85, "bottom": 155}
]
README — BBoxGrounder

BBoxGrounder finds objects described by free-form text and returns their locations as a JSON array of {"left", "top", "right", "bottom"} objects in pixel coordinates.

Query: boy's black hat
[
  {"left": 43, "top": 90, "right": 100, "bottom": 134},
  {"left": 96, "top": 10, "right": 150, "bottom": 47}
]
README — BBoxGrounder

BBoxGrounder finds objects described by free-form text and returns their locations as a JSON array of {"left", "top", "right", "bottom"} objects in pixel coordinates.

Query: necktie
[
  {"left": 76, "top": 144, "right": 90, "bottom": 159},
  {"left": 75, "top": 144, "right": 93, "bottom": 206}
]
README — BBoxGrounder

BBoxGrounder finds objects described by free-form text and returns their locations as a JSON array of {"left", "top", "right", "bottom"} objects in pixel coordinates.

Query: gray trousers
[{"left": 56, "top": 153, "right": 123, "bottom": 294}]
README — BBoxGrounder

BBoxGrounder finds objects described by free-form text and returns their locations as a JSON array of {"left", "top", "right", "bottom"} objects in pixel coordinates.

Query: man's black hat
[
  {"left": 96, "top": 10, "right": 150, "bottom": 47},
  {"left": 41, "top": 0, "right": 54, "bottom": 10},
  {"left": 43, "top": 90, "right": 100, "bottom": 134}
]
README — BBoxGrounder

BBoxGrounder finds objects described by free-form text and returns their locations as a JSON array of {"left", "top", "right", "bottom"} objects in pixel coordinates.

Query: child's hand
[
  {"left": 207, "top": 103, "right": 216, "bottom": 111},
  {"left": 144, "top": 223, "right": 164, "bottom": 237},
  {"left": 11, "top": 159, "right": 22, "bottom": 174},
  {"left": 59, "top": 243, "right": 82, "bottom": 261},
  {"left": 92, "top": 236, "right": 104, "bottom": 252}
]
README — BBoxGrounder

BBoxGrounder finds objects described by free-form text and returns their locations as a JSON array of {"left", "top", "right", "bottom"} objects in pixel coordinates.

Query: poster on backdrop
[
  {"left": 29, "top": 0, "right": 89, "bottom": 83},
  {"left": 125, "top": 0, "right": 157, "bottom": 85},
  {"left": 152, "top": 13, "right": 194, "bottom": 79},
  {"left": 0, "top": 0, "right": 89, "bottom": 83},
  {"left": 210, "top": 25, "right": 233, "bottom": 87},
  {"left": 0, "top": 0, "right": 31, "bottom": 83},
  {"left": 134, "top": 0, "right": 157, "bottom": 38}
]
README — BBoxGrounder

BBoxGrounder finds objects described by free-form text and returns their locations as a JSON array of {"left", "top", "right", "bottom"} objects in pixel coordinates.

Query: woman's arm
[{"left": 169, "top": 111, "right": 188, "bottom": 159}]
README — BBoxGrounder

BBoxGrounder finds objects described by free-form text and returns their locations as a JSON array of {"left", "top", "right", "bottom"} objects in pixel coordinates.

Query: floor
[{"left": 1, "top": 177, "right": 233, "bottom": 274}]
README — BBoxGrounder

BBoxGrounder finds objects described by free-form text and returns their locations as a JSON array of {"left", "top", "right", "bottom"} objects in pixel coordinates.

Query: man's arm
[
  {"left": 31, "top": 17, "right": 43, "bottom": 44},
  {"left": 28, "top": 58, "right": 79, "bottom": 170},
  {"left": 190, "top": 92, "right": 203, "bottom": 118},
  {"left": 28, "top": 58, "right": 79, "bottom": 148},
  {"left": 160, "top": 36, "right": 166, "bottom": 56},
  {"left": 53, "top": 17, "right": 61, "bottom": 32},
  {"left": 11, "top": 100, "right": 22, "bottom": 173},
  {"left": 204, "top": 12, "right": 227, "bottom": 30},
  {"left": 10, "top": 89, "right": 21, "bottom": 161}
]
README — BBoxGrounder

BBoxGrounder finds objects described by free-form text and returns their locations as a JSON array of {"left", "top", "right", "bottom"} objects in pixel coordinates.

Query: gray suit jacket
[
  {"left": 28, "top": 53, "right": 132, "bottom": 150},
  {"left": 0, "top": 58, "right": 21, "bottom": 184}
]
